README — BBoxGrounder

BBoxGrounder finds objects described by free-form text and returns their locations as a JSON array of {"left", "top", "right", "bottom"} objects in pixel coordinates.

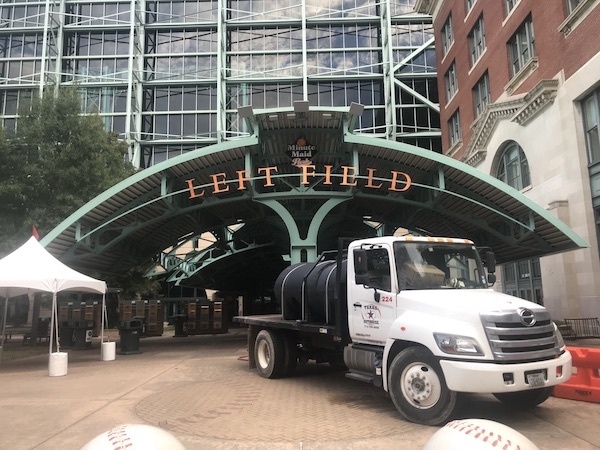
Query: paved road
[{"left": 0, "top": 330, "right": 598, "bottom": 450}]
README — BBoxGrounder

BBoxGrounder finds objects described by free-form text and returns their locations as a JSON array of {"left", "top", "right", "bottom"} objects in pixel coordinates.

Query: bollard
[{"left": 553, "top": 346, "right": 600, "bottom": 403}]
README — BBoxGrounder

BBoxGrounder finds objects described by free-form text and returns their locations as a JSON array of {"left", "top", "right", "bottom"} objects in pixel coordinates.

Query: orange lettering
[
  {"left": 340, "top": 166, "right": 357, "bottom": 186},
  {"left": 301, "top": 165, "right": 316, "bottom": 185},
  {"left": 365, "top": 167, "right": 382, "bottom": 189},
  {"left": 389, "top": 171, "right": 411, "bottom": 192},
  {"left": 323, "top": 165, "right": 333, "bottom": 185},
  {"left": 211, "top": 173, "right": 229, "bottom": 194},
  {"left": 186, "top": 178, "right": 205, "bottom": 199},
  {"left": 236, "top": 170, "right": 249, "bottom": 190},
  {"left": 258, "top": 166, "right": 278, "bottom": 187}
]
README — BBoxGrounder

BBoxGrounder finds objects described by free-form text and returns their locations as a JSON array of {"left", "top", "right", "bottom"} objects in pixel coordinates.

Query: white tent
[{"left": 0, "top": 237, "right": 107, "bottom": 368}]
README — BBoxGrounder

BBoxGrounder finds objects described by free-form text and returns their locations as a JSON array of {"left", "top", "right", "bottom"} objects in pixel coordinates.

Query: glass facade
[
  {"left": 582, "top": 87, "right": 600, "bottom": 255},
  {"left": 502, "top": 258, "right": 543, "bottom": 305},
  {"left": 0, "top": 0, "right": 440, "bottom": 168}
]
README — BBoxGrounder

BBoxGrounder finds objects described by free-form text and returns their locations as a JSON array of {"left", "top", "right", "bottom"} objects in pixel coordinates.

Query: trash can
[
  {"left": 132, "top": 316, "right": 146, "bottom": 336},
  {"left": 172, "top": 314, "right": 188, "bottom": 337},
  {"left": 118, "top": 318, "right": 144, "bottom": 355},
  {"left": 72, "top": 320, "right": 94, "bottom": 350},
  {"left": 59, "top": 320, "right": 75, "bottom": 349}
]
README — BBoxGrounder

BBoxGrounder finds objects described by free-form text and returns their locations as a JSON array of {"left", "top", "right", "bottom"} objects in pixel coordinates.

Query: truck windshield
[{"left": 393, "top": 241, "right": 488, "bottom": 290}]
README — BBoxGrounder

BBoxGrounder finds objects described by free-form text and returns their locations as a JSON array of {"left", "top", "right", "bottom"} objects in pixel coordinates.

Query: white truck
[{"left": 235, "top": 236, "right": 571, "bottom": 425}]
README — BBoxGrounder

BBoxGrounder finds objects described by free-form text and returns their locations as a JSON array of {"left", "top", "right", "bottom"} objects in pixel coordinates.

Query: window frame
[
  {"left": 468, "top": 15, "right": 486, "bottom": 67},
  {"left": 502, "top": 258, "right": 543, "bottom": 304},
  {"left": 441, "top": 14, "right": 453, "bottom": 57},
  {"left": 567, "top": 0, "right": 583, "bottom": 14},
  {"left": 508, "top": 18, "right": 535, "bottom": 77},
  {"left": 444, "top": 61, "right": 458, "bottom": 102},
  {"left": 505, "top": 0, "right": 518, "bottom": 15},
  {"left": 496, "top": 142, "right": 531, "bottom": 190},
  {"left": 448, "top": 109, "right": 461, "bottom": 147},
  {"left": 465, "top": 0, "right": 477, "bottom": 14},
  {"left": 582, "top": 89, "right": 600, "bottom": 165},
  {"left": 472, "top": 71, "right": 490, "bottom": 118}
]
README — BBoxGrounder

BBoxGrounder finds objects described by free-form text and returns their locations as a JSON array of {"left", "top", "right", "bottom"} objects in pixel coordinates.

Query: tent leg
[{"left": 0, "top": 291, "right": 10, "bottom": 364}]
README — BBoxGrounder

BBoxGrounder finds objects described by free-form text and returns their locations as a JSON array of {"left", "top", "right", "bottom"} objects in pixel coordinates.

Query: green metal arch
[
  {"left": 40, "top": 136, "right": 259, "bottom": 246},
  {"left": 40, "top": 124, "right": 587, "bottom": 282},
  {"left": 344, "top": 133, "right": 588, "bottom": 249}
]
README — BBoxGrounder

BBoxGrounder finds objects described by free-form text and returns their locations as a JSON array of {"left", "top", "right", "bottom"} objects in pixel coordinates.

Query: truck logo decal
[
  {"left": 518, "top": 308, "right": 536, "bottom": 327},
  {"left": 362, "top": 304, "right": 381, "bottom": 329}
]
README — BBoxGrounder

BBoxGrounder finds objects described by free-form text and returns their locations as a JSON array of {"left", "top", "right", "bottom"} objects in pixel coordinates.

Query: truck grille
[{"left": 481, "top": 309, "right": 562, "bottom": 362}]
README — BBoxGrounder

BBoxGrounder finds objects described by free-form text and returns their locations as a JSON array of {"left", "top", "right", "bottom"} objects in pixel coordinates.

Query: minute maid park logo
[{"left": 288, "top": 136, "right": 316, "bottom": 167}]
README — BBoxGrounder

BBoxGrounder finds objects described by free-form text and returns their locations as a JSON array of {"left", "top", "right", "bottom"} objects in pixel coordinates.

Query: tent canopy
[
  {"left": 0, "top": 237, "right": 106, "bottom": 299},
  {"left": 0, "top": 237, "right": 107, "bottom": 366}
]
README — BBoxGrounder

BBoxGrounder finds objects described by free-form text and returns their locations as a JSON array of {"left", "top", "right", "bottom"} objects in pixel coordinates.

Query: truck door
[{"left": 349, "top": 246, "right": 397, "bottom": 345}]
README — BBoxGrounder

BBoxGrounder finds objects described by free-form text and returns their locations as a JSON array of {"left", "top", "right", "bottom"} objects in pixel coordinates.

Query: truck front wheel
[
  {"left": 388, "top": 347, "right": 456, "bottom": 426},
  {"left": 493, "top": 387, "right": 553, "bottom": 408},
  {"left": 255, "top": 329, "right": 285, "bottom": 379}
]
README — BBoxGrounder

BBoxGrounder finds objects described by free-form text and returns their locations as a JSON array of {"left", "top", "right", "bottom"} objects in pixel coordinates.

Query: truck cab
[{"left": 347, "top": 236, "right": 571, "bottom": 425}]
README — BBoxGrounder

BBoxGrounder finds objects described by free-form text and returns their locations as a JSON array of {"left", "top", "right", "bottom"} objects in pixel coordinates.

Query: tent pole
[
  {"left": 54, "top": 294, "right": 60, "bottom": 352},
  {"left": 49, "top": 292, "right": 57, "bottom": 355},
  {"left": 101, "top": 294, "right": 105, "bottom": 343},
  {"left": 0, "top": 289, "right": 10, "bottom": 364}
]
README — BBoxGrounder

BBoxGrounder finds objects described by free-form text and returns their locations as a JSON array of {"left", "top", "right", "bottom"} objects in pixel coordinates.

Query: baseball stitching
[
  {"left": 106, "top": 425, "right": 134, "bottom": 450},
  {"left": 446, "top": 420, "right": 522, "bottom": 450}
]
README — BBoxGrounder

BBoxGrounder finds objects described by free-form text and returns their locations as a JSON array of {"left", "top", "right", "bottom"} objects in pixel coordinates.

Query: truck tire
[
  {"left": 388, "top": 347, "right": 457, "bottom": 426},
  {"left": 255, "top": 329, "right": 286, "bottom": 379},
  {"left": 493, "top": 387, "right": 553, "bottom": 408}
]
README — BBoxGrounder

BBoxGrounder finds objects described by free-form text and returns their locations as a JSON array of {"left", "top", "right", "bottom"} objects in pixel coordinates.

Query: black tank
[{"left": 274, "top": 259, "right": 346, "bottom": 323}]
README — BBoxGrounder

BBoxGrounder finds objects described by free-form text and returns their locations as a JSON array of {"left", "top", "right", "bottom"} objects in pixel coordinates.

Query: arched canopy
[{"left": 40, "top": 105, "right": 587, "bottom": 293}]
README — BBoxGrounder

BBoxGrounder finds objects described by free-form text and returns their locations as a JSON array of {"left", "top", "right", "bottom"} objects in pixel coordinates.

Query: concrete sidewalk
[{"left": 0, "top": 330, "right": 599, "bottom": 450}]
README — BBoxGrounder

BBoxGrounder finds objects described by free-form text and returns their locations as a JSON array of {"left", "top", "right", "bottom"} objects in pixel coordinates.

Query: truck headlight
[{"left": 434, "top": 333, "right": 484, "bottom": 356}]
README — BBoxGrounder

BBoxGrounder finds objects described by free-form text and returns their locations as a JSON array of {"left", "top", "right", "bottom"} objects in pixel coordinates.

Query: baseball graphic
[
  {"left": 81, "top": 423, "right": 186, "bottom": 450},
  {"left": 422, "top": 418, "right": 539, "bottom": 450}
]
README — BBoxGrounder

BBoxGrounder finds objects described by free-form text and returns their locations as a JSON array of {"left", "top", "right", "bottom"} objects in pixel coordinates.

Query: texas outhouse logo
[
  {"left": 362, "top": 304, "right": 381, "bottom": 329},
  {"left": 288, "top": 136, "right": 316, "bottom": 167}
]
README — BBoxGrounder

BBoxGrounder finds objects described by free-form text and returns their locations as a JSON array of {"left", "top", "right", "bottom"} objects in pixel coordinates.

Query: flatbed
[{"left": 234, "top": 314, "right": 346, "bottom": 370}]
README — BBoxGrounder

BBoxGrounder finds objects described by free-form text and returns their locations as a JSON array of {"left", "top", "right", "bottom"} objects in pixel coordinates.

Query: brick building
[{"left": 416, "top": 0, "right": 600, "bottom": 319}]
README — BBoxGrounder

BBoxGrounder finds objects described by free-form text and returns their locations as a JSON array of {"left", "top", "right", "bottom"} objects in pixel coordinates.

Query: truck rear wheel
[
  {"left": 255, "top": 329, "right": 286, "bottom": 379},
  {"left": 493, "top": 387, "right": 553, "bottom": 408},
  {"left": 388, "top": 347, "right": 456, "bottom": 426}
]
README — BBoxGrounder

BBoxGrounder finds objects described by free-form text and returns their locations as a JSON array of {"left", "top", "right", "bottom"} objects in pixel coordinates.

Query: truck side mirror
[
  {"left": 353, "top": 249, "right": 369, "bottom": 285},
  {"left": 485, "top": 251, "right": 496, "bottom": 273},
  {"left": 485, "top": 251, "right": 496, "bottom": 286}
]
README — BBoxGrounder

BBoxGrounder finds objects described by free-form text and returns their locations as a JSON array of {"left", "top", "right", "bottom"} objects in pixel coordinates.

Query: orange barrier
[{"left": 553, "top": 346, "right": 600, "bottom": 403}]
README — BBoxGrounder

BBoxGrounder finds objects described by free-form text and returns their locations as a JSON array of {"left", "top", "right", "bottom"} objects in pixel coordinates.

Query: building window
[
  {"left": 449, "top": 110, "right": 461, "bottom": 146},
  {"left": 468, "top": 15, "right": 486, "bottom": 66},
  {"left": 441, "top": 14, "right": 453, "bottom": 56},
  {"left": 505, "top": 0, "right": 518, "bottom": 15},
  {"left": 502, "top": 259, "right": 543, "bottom": 304},
  {"left": 496, "top": 142, "right": 530, "bottom": 190},
  {"left": 582, "top": 88, "right": 600, "bottom": 165},
  {"left": 465, "top": 0, "right": 477, "bottom": 14},
  {"left": 595, "top": 208, "right": 600, "bottom": 256},
  {"left": 567, "top": 0, "right": 583, "bottom": 14},
  {"left": 508, "top": 18, "right": 535, "bottom": 77},
  {"left": 472, "top": 72, "right": 490, "bottom": 118},
  {"left": 583, "top": 89, "right": 600, "bottom": 254},
  {"left": 444, "top": 61, "right": 458, "bottom": 102}
]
